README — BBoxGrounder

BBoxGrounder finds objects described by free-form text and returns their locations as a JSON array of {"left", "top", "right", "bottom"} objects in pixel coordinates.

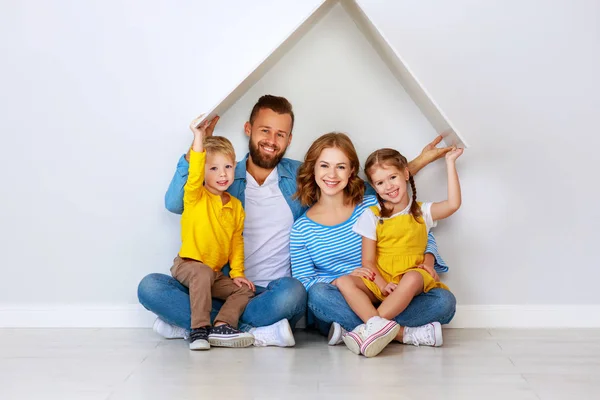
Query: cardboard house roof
[{"left": 199, "top": 0, "right": 468, "bottom": 148}]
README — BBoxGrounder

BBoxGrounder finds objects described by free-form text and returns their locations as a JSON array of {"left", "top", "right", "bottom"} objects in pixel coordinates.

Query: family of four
[{"left": 137, "top": 95, "right": 462, "bottom": 357}]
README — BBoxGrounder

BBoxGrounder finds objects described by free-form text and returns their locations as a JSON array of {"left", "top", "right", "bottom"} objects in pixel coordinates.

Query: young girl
[{"left": 336, "top": 146, "right": 463, "bottom": 357}]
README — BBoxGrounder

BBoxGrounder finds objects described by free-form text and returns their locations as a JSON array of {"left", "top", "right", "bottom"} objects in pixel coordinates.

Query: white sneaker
[
  {"left": 342, "top": 323, "right": 368, "bottom": 355},
  {"left": 360, "top": 316, "right": 400, "bottom": 358},
  {"left": 328, "top": 322, "right": 347, "bottom": 346},
  {"left": 251, "top": 319, "right": 296, "bottom": 347},
  {"left": 403, "top": 322, "right": 443, "bottom": 347},
  {"left": 153, "top": 318, "right": 188, "bottom": 340}
]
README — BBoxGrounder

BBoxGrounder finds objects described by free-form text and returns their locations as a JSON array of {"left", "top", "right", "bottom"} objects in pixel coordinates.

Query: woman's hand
[{"left": 350, "top": 267, "right": 376, "bottom": 281}]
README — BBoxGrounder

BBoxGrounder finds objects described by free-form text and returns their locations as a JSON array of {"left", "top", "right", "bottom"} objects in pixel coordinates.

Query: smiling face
[
  {"left": 368, "top": 163, "right": 410, "bottom": 207},
  {"left": 245, "top": 107, "right": 293, "bottom": 170},
  {"left": 295, "top": 132, "right": 364, "bottom": 207},
  {"left": 204, "top": 151, "right": 235, "bottom": 195},
  {"left": 313, "top": 146, "right": 353, "bottom": 199}
]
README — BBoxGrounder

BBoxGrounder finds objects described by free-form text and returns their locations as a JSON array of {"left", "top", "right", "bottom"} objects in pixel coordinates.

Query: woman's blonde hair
[{"left": 294, "top": 132, "right": 364, "bottom": 207}]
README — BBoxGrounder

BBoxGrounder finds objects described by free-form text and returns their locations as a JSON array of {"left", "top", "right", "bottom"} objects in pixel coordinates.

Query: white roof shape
[{"left": 201, "top": 0, "right": 468, "bottom": 149}]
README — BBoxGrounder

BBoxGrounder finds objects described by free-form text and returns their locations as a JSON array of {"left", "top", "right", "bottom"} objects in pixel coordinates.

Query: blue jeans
[
  {"left": 308, "top": 282, "right": 456, "bottom": 336},
  {"left": 138, "top": 273, "right": 307, "bottom": 332}
]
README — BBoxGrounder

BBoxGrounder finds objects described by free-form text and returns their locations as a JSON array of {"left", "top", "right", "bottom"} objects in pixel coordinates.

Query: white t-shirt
[
  {"left": 352, "top": 200, "right": 437, "bottom": 240},
  {"left": 242, "top": 169, "right": 295, "bottom": 287}
]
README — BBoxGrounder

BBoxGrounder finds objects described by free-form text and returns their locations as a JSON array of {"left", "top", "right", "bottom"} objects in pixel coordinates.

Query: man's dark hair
[{"left": 249, "top": 95, "right": 295, "bottom": 132}]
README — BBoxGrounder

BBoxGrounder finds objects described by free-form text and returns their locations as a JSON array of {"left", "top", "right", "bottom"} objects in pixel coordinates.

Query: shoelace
[
  {"left": 356, "top": 325, "right": 367, "bottom": 338},
  {"left": 365, "top": 318, "right": 389, "bottom": 338},
  {"left": 365, "top": 320, "right": 377, "bottom": 336},
  {"left": 253, "top": 328, "right": 278, "bottom": 347},
  {"left": 349, "top": 324, "right": 367, "bottom": 342},
  {"left": 171, "top": 325, "right": 188, "bottom": 339},
  {"left": 406, "top": 325, "right": 434, "bottom": 347},
  {"left": 253, "top": 337, "right": 267, "bottom": 347}
]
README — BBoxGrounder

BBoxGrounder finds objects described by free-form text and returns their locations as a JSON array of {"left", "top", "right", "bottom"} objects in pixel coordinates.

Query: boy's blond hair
[{"left": 203, "top": 136, "right": 236, "bottom": 163}]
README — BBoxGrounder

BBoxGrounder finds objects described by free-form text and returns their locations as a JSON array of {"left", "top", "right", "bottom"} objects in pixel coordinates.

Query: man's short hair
[{"left": 249, "top": 95, "right": 295, "bottom": 132}]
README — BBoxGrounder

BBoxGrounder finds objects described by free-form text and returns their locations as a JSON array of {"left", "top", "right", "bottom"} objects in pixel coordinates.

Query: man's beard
[{"left": 249, "top": 138, "right": 287, "bottom": 169}]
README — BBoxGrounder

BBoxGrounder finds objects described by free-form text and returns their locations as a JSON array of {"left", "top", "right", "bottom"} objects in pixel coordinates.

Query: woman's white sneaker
[
  {"left": 251, "top": 319, "right": 296, "bottom": 347},
  {"left": 328, "top": 322, "right": 347, "bottom": 346},
  {"left": 403, "top": 322, "right": 443, "bottom": 347}
]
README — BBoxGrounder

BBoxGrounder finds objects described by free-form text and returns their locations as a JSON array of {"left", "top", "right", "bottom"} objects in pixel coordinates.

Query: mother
[{"left": 290, "top": 132, "right": 456, "bottom": 346}]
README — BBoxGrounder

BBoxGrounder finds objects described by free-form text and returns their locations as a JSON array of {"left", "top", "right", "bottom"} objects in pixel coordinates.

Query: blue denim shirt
[{"left": 164, "top": 154, "right": 449, "bottom": 273}]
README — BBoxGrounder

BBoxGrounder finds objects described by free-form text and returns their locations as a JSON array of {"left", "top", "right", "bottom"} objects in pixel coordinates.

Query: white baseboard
[
  {"left": 0, "top": 304, "right": 156, "bottom": 328},
  {"left": 447, "top": 305, "right": 600, "bottom": 328},
  {"left": 1, "top": 304, "right": 599, "bottom": 328}
]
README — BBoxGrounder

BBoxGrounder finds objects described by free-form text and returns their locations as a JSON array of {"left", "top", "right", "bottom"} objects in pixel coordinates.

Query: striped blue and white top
[{"left": 290, "top": 195, "right": 448, "bottom": 290}]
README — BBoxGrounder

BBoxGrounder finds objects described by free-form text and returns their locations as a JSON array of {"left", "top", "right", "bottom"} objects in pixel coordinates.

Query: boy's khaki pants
[{"left": 171, "top": 256, "right": 253, "bottom": 329}]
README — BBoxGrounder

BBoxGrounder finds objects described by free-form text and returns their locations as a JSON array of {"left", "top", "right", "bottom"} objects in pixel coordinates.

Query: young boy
[{"left": 171, "top": 115, "right": 255, "bottom": 350}]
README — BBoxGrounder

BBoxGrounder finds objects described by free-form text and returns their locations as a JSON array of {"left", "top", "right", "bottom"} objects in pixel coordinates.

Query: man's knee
[
  {"left": 276, "top": 277, "right": 307, "bottom": 300},
  {"left": 271, "top": 277, "right": 307, "bottom": 314},
  {"left": 137, "top": 273, "right": 168, "bottom": 304},
  {"left": 286, "top": 277, "right": 308, "bottom": 309}
]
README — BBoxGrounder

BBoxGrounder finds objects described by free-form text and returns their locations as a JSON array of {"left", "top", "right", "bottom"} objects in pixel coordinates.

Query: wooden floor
[{"left": 1, "top": 328, "right": 599, "bottom": 399}]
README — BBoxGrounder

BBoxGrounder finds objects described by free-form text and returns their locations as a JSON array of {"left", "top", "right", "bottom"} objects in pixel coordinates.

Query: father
[{"left": 137, "top": 95, "right": 454, "bottom": 346}]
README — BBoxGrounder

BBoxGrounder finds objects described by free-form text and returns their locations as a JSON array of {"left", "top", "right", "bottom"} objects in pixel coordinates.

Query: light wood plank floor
[{"left": 1, "top": 328, "right": 599, "bottom": 399}]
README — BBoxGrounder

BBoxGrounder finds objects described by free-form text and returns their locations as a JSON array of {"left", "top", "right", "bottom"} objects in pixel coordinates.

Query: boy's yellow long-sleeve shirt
[{"left": 178, "top": 149, "right": 245, "bottom": 278}]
